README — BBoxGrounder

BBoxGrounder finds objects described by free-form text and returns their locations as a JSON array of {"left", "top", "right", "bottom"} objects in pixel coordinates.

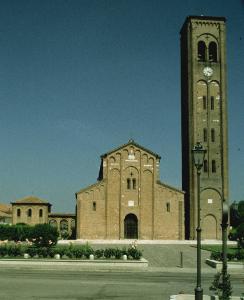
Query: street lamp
[{"left": 192, "top": 142, "right": 207, "bottom": 300}]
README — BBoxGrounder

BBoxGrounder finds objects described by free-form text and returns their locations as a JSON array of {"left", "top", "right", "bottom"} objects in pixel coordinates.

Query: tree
[
  {"left": 210, "top": 271, "right": 232, "bottom": 300},
  {"left": 230, "top": 200, "right": 244, "bottom": 228},
  {"left": 236, "top": 223, "right": 244, "bottom": 249}
]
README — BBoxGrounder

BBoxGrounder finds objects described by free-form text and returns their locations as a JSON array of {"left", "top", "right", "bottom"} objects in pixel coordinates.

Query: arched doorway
[
  {"left": 124, "top": 214, "right": 138, "bottom": 239},
  {"left": 202, "top": 215, "right": 217, "bottom": 239}
]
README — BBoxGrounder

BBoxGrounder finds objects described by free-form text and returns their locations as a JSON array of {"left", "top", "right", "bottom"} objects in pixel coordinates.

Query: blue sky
[{"left": 0, "top": 0, "right": 243, "bottom": 212}]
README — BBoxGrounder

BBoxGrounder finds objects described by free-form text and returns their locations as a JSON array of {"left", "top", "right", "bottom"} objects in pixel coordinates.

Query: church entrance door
[{"left": 124, "top": 214, "right": 138, "bottom": 239}]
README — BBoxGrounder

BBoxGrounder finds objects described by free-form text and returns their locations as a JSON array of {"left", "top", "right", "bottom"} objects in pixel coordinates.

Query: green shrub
[
  {"left": 94, "top": 249, "right": 104, "bottom": 259},
  {"left": 236, "top": 249, "right": 244, "bottom": 260},
  {"left": 8, "top": 244, "right": 24, "bottom": 257},
  {"left": 26, "top": 246, "right": 38, "bottom": 257},
  {"left": 210, "top": 252, "right": 219, "bottom": 260},
  {"left": 54, "top": 245, "right": 68, "bottom": 258},
  {"left": 0, "top": 225, "right": 12, "bottom": 241},
  {"left": 0, "top": 245, "right": 8, "bottom": 257},
  {"left": 14, "top": 225, "right": 32, "bottom": 242},
  {"left": 114, "top": 248, "right": 122, "bottom": 259},
  {"left": 31, "top": 224, "right": 59, "bottom": 247},
  {"left": 71, "top": 246, "right": 84, "bottom": 258},
  {"left": 82, "top": 243, "right": 94, "bottom": 258},
  {"left": 127, "top": 247, "right": 142, "bottom": 260},
  {"left": 104, "top": 248, "right": 114, "bottom": 259}
]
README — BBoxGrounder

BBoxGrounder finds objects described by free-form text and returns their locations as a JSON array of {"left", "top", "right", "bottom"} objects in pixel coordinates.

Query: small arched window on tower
[
  {"left": 211, "top": 129, "right": 215, "bottom": 142},
  {"left": 204, "top": 160, "right": 208, "bottom": 173},
  {"left": 198, "top": 41, "right": 206, "bottom": 61},
  {"left": 27, "top": 208, "right": 32, "bottom": 217},
  {"left": 132, "top": 178, "right": 136, "bottom": 190},
  {"left": 211, "top": 96, "right": 215, "bottom": 110},
  {"left": 209, "top": 41, "right": 218, "bottom": 62},
  {"left": 127, "top": 178, "right": 131, "bottom": 189},
  {"left": 212, "top": 160, "right": 216, "bottom": 173},
  {"left": 17, "top": 208, "right": 21, "bottom": 217},
  {"left": 203, "top": 96, "right": 207, "bottom": 110},
  {"left": 166, "top": 202, "right": 170, "bottom": 212},
  {"left": 39, "top": 209, "right": 43, "bottom": 218},
  {"left": 203, "top": 128, "right": 208, "bottom": 142}
]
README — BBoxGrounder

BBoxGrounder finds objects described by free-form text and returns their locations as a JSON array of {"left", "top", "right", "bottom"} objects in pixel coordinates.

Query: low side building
[
  {"left": 0, "top": 203, "right": 12, "bottom": 224},
  {"left": 11, "top": 196, "right": 76, "bottom": 237},
  {"left": 48, "top": 213, "right": 76, "bottom": 237},
  {"left": 76, "top": 140, "right": 185, "bottom": 240},
  {"left": 11, "top": 196, "right": 51, "bottom": 225}
]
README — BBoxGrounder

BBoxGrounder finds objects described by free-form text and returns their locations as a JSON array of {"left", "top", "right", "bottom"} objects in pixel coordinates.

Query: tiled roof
[
  {"left": 0, "top": 203, "right": 12, "bottom": 214},
  {"left": 0, "top": 211, "right": 12, "bottom": 217},
  {"left": 48, "top": 213, "right": 76, "bottom": 218},
  {"left": 12, "top": 196, "right": 50, "bottom": 205}
]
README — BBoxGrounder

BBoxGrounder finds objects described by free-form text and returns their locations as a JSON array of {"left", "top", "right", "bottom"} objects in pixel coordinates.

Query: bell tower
[{"left": 180, "top": 16, "right": 228, "bottom": 239}]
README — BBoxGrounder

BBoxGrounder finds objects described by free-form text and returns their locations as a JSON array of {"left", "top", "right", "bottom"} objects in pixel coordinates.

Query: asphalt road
[{"left": 0, "top": 268, "right": 243, "bottom": 300}]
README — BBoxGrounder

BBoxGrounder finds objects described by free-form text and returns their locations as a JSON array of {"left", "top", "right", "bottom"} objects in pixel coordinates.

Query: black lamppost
[{"left": 192, "top": 142, "right": 207, "bottom": 300}]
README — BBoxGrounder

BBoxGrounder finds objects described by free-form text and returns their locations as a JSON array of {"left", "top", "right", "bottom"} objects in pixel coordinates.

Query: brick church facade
[{"left": 76, "top": 140, "right": 184, "bottom": 240}]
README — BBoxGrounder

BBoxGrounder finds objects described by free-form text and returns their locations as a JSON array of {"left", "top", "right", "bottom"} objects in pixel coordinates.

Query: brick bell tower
[{"left": 180, "top": 16, "right": 229, "bottom": 239}]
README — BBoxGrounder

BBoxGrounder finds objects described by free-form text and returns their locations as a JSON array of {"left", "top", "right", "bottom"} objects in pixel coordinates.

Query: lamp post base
[{"left": 195, "top": 287, "right": 203, "bottom": 300}]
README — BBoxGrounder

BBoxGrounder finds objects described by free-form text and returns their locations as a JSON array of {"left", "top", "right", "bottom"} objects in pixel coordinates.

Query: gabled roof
[
  {"left": 0, "top": 211, "right": 12, "bottom": 218},
  {"left": 76, "top": 180, "right": 105, "bottom": 196},
  {"left": 100, "top": 139, "right": 161, "bottom": 159},
  {"left": 0, "top": 203, "right": 12, "bottom": 214},
  {"left": 11, "top": 196, "right": 51, "bottom": 206},
  {"left": 157, "top": 180, "right": 185, "bottom": 194}
]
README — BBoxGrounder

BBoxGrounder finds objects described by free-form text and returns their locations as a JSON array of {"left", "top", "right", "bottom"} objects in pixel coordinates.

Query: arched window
[
  {"left": 211, "top": 96, "right": 215, "bottom": 110},
  {"left": 17, "top": 208, "right": 21, "bottom": 217},
  {"left": 132, "top": 178, "right": 136, "bottom": 189},
  {"left": 39, "top": 209, "right": 43, "bottom": 217},
  {"left": 49, "top": 219, "right": 57, "bottom": 227},
  {"left": 198, "top": 41, "right": 206, "bottom": 61},
  {"left": 204, "top": 160, "right": 208, "bottom": 172},
  {"left": 209, "top": 41, "right": 218, "bottom": 62},
  {"left": 71, "top": 219, "right": 75, "bottom": 229},
  {"left": 203, "top": 128, "right": 208, "bottom": 142},
  {"left": 92, "top": 201, "right": 96, "bottom": 211},
  {"left": 203, "top": 96, "right": 207, "bottom": 110},
  {"left": 127, "top": 178, "right": 131, "bottom": 189},
  {"left": 212, "top": 160, "right": 216, "bottom": 173},
  {"left": 60, "top": 219, "right": 68, "bottom": 231},
  {"left": 27, "top": 208, "right": 32, "bottom": 217},
  {"left": 166, "top": 202, "right": 170, "bottom": 212},
  {"left": 211, "top": 129, "right": 215, "bottom": 142}
]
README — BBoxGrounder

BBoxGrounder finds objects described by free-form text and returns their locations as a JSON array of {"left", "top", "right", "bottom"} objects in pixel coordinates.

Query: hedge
[
  {"left": 210, "top": 249, "right": 244, "bottom": 261},
  {"left": 0, "top": 243, "right": 143, "bottom": 260},
  {"left": 0, "top": 224, "right": 58, "bottom": 246}
]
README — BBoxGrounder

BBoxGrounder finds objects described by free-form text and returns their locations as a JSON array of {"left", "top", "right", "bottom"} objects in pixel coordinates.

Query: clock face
[{"left": 203, "top": 66, "right": 213, "bottom": 77}]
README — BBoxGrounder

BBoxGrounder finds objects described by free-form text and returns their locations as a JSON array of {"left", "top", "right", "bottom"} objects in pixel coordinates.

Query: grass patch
[{"left": 200, "top": 245, "right": 244, "bottom": 261}]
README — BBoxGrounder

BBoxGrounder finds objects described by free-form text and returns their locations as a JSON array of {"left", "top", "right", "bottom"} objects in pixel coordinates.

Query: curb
[
  {"left": 0, "top": 257, "right": 148, "bottom": 269},
  {"left": 206, "top": 259, "right": 244, "bottom": 271}
]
